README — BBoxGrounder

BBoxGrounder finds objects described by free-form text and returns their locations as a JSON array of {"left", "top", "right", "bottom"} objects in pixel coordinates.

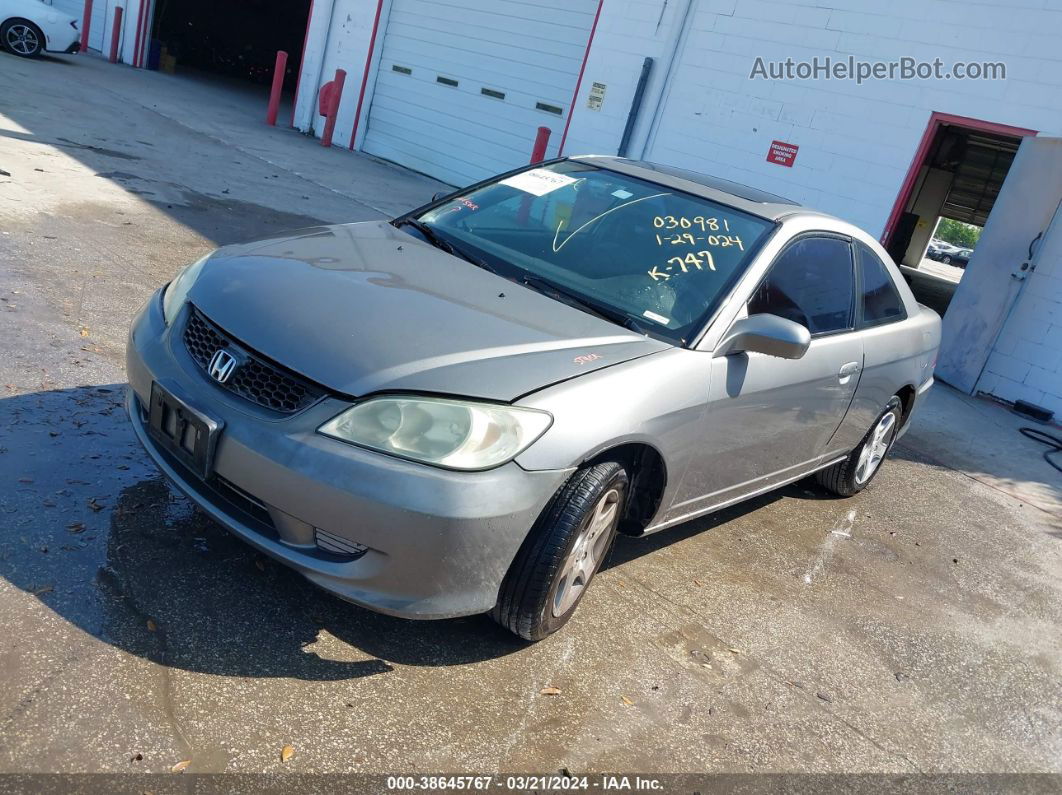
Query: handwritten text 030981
[{"left": 653, "top": 215, "right": 730, "bottom": 232}]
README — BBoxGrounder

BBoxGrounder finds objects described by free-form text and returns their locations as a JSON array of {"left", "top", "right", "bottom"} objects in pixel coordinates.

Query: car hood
[{"left": 185, "top": 221, "right": 670, "bottom": 401}]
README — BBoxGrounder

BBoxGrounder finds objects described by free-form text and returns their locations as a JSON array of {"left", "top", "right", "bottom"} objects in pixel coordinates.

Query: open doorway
[
  {"left": 149, "top": 0, "right": 311, "bottom": 93},
  {"left": 881, "top": 114, "right": 1034, "bottom": 317}
]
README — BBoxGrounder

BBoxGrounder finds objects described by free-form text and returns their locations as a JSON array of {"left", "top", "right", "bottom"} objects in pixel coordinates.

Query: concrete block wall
[
  {"left": 978, "top": 210, "right": 1062, "bottom": 417},
  {"left": 562, "top": 0, "right": 1062, "bottom": 237}
]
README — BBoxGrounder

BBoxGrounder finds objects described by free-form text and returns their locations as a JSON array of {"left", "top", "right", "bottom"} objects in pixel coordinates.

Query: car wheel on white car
[
  {"left": 816, "top": 397, "right": 903, "bottom": 497},
  {"left": 2, "top": 18, "right": 44, "bottom": 57},
  {"left": 492, "top": 461, "right": 627, "bottom": 641}
]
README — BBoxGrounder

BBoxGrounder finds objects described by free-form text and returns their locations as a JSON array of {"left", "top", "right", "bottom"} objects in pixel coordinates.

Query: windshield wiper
[
  {"left": 519, "top": 275, "right": 647, "bottom": 335},
  {"left": 395, "top": 219, "right": 497, "bottom": 273}
]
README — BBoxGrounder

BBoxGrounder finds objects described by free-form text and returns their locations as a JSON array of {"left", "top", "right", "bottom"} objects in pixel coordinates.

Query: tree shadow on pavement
[{"left": 0, "top": 385, "right": 524, "bottom": 682}]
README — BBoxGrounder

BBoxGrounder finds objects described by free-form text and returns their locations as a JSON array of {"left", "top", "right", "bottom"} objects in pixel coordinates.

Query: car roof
[{"left": 571, "top": 155, "right": 833, "bottom": 223}]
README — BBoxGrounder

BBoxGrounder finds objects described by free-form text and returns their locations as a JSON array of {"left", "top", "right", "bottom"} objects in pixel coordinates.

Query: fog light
[{"left": 314, "top": 528, "right": 368, "bottom": 558}]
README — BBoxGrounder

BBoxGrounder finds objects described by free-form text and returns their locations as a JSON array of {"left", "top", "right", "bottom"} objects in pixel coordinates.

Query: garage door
[
  {"left": 43, "top": 0, "right": 106, "bottom": 52},
  {"left": 362, "top": 0, "right": 597, "bottom": 187}
]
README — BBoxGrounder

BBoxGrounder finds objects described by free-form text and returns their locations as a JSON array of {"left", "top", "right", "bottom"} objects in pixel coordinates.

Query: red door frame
[
  {"left": 881, "top": 112, "right": 1037, "bottom": 246},
  {"left": 557, "top": 0, "right": 604, "bottom": 156}
]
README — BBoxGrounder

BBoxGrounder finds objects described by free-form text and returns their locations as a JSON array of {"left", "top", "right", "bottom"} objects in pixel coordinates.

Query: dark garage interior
[
  {"left": 151, "top": 0, "right": 312, "bottom": 91},
  {"left": 885, "top": 123, "right": 1022, "bottom": 317}
]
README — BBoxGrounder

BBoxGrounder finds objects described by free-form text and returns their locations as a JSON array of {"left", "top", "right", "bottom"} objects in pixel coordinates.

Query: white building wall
[
  {"left": 293, "top": 0, "right": 389, "bottom": 147},
  {"left": 978, "top": 204, "right": 1062, "bottom": 417},
  {"left": 563, "top": 0, "right": 1062, "bottom": 237}
]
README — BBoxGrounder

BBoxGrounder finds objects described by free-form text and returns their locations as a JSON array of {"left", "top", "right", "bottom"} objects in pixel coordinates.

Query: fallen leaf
[
  {"left": 79, "top": 328, "right": 90, "bottom": 337},
  {"left": 539, "top": 686, "right": 562, "bottom": 696},
  {"left": 255, "top": 559, "right": 266, "bottom": 572},
  {"left": 88, "top": 498, "right": 104, "bottom": 512},
  {"left": 66, "top": 522, "right": 85, "bottom": 533},
  {"left": 692, "top": 579, "right": 703, "bottom": 587},
  {"left": 146, "top": 619, "right": 157, "bottom": 632},
  {"left": 31, "top": 584, "right": 54, "bottom": 595},
  {"left": 620, "top": 695, "right": 634, "bottom": 706},
  {"left": 170, "top": 759, "right": 191, "bottom": 773},
  {"left": 727, "top": 648, "right": 741, "bottom": 655},
  {"left": 280, "top": 744, "right": 295, "bottom": 762}
]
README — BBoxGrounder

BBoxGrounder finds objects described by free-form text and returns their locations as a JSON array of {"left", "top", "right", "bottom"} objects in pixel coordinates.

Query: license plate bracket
[{"left": 147, "top": 382, "right": 223, "bottom": 479}]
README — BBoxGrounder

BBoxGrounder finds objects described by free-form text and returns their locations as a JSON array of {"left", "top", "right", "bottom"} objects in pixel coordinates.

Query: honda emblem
[{"left": 208, "top": 349, "right": 237, "bottom": 383}]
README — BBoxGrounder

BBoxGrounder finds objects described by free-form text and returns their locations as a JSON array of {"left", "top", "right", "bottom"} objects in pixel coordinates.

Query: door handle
[{"left": 838, "top": 361, "right": 861, "bottom": 384}]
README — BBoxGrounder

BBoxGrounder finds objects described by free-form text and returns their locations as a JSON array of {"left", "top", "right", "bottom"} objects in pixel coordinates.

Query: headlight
[
  {"left": 162, "top": 251, "right": 213, "bottom": 325},
  {"left": 318, "top": 396, "right": 552, "bottom": 470}
]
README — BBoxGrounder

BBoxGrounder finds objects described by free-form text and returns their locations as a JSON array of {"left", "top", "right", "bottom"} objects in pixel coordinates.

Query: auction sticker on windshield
[{"left": 500, "top": 168, "right": 579, "bottom": 196}]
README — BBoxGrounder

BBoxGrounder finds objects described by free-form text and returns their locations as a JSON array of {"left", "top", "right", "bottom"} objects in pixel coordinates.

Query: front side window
[
  {"left": 747, "top": 236, "right": 855, "bottom": 335},
  {"left": 407, "top": 161, "right": 775, "bottom": 344},
  {"left": 855, "top": 241, "right": 906, "bottom": 326}
]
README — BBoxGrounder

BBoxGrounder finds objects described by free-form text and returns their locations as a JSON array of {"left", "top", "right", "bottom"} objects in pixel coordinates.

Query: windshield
[{"left": 408, "top": 160, "right": 775, "bottom": 344}]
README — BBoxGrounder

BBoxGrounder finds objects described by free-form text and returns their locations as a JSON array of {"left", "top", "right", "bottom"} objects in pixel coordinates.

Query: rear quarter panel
[{"left": 831, "top": 306, "right": 941, "bottom": 453}]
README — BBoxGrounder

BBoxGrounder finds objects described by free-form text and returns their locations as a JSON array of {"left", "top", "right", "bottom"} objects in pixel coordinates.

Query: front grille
[{"left": 183, "top": 307, "right": 325, "bottom": 413}]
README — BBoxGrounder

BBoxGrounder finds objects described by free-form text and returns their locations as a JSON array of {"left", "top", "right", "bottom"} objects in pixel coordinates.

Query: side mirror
[
  {"left": 432, "top": 191, "right": 447, "bottom": 202},
  {"left": 716, "top": 313, "right": 811, "bottom": 359}
]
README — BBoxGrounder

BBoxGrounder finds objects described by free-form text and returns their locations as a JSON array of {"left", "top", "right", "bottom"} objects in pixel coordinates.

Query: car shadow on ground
[{"left": 0, "top": 383, "right": 857, "bottom": 680}]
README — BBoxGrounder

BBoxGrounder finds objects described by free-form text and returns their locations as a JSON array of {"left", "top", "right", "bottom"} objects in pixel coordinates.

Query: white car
[{"left": 1, "top": 0, "right": 80, "bottom": 58}]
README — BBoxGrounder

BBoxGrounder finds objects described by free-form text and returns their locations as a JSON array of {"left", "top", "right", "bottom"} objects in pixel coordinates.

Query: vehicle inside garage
[{"left": 150, "top": 0, "right": 311, "bottom": 90}]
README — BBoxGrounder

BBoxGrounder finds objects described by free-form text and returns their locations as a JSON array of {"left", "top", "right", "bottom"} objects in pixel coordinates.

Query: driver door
[{"left": 665, "top": 234, "right": 864, "bottom": 521}]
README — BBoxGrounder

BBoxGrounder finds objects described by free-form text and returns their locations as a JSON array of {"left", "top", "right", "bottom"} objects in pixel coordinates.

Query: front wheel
[
  {"left": 492, "top": 461, "right": 627, "bottom": 641},
  {"left": 2, "top": 20, "right": 45, "bottom": 57},
  {"left": 816, "top": 398, "right": 902, "bottom": 497}
]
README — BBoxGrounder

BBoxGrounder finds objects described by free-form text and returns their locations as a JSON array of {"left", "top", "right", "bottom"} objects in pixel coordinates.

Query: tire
[
  {"left": 816, "top": 398, "right": 902, "bottom": 497},
  {"left": 492, "top": 461, "right": 628, "bottom": 641},
  {"left": 942, "top": 255, "right": 951, "bottom": 264},
  {"left": 2, "top": 19, "right": 45, "bottom": 58}
]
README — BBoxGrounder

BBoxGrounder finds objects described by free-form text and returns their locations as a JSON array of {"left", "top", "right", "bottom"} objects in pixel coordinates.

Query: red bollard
[
  {"left": 529, "top": 126, "right": 551, "bottom": 164},
  {"left": 320, "top": 68, "right": 346, "bottom": 148},
  {"left": 108, "top": 5, "right": 123, "bottom": 63},
  {"left": 266, "top": 51, "right": 288, "bottom": 126},
  {"left": 79, "top": 0, "right": 92, "bottom": 54}
]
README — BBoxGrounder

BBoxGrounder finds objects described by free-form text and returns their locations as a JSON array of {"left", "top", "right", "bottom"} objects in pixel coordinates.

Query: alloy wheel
[
  {"left": 551, "top": 487, "right": 619, "bottom": 617},
  {"left": 6, "top": 24, "right": 39, "bottom": 55},
  {"left": 855, "top": 411, "right": 898, "bottom": 485}
]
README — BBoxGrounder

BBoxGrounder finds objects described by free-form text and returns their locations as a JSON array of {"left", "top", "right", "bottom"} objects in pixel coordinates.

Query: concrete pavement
[{"left": 1, "top": 52, "right": 1061, "bottom": 776}]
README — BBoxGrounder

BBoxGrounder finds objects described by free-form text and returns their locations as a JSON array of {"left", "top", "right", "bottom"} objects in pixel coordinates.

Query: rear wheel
[
  {"left": 2, "top": 19, "right": 45, "bottom": 57},
  {"left": 816, "top": 398, "right": 902, "bottom": 497},
  {"left": 492, "top": 461, "right": 627, "bottom": 641}
]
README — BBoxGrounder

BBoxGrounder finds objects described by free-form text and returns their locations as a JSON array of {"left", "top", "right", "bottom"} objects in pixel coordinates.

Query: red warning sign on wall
[{"left": 766, "top": 140, "right": 799, "bottom": 167}]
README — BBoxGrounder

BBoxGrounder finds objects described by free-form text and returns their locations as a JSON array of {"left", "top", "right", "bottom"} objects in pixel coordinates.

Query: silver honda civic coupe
[{"left": 126, "top": 156, "right": 940, "bottom": 640}]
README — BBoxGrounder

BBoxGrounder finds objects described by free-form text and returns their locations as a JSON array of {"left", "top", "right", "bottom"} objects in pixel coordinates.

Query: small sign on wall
[
  {"left": 587, "top": 82, "right": 607, "bottom": 111},
  {"left": 767, "top": 140, "right": 799, "bottom": 167}
]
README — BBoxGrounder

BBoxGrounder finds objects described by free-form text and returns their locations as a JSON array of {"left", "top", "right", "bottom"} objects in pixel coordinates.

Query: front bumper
[{"left": 126, "top": 292, "right": 572, "bottom": 619}]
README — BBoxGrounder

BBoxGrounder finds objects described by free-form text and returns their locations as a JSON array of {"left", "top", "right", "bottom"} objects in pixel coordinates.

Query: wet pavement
[{"left": 2, "top": 53, "right": 1062, "bottom": 775}]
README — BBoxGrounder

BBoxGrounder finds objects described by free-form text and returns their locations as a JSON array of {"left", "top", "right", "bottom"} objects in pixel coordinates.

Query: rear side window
[
  {"left": 856, "top": 241, "right": 906, "bottom": 326},
  {"left": 747, "top": 236, "right": 854, "bottom": 335}
]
